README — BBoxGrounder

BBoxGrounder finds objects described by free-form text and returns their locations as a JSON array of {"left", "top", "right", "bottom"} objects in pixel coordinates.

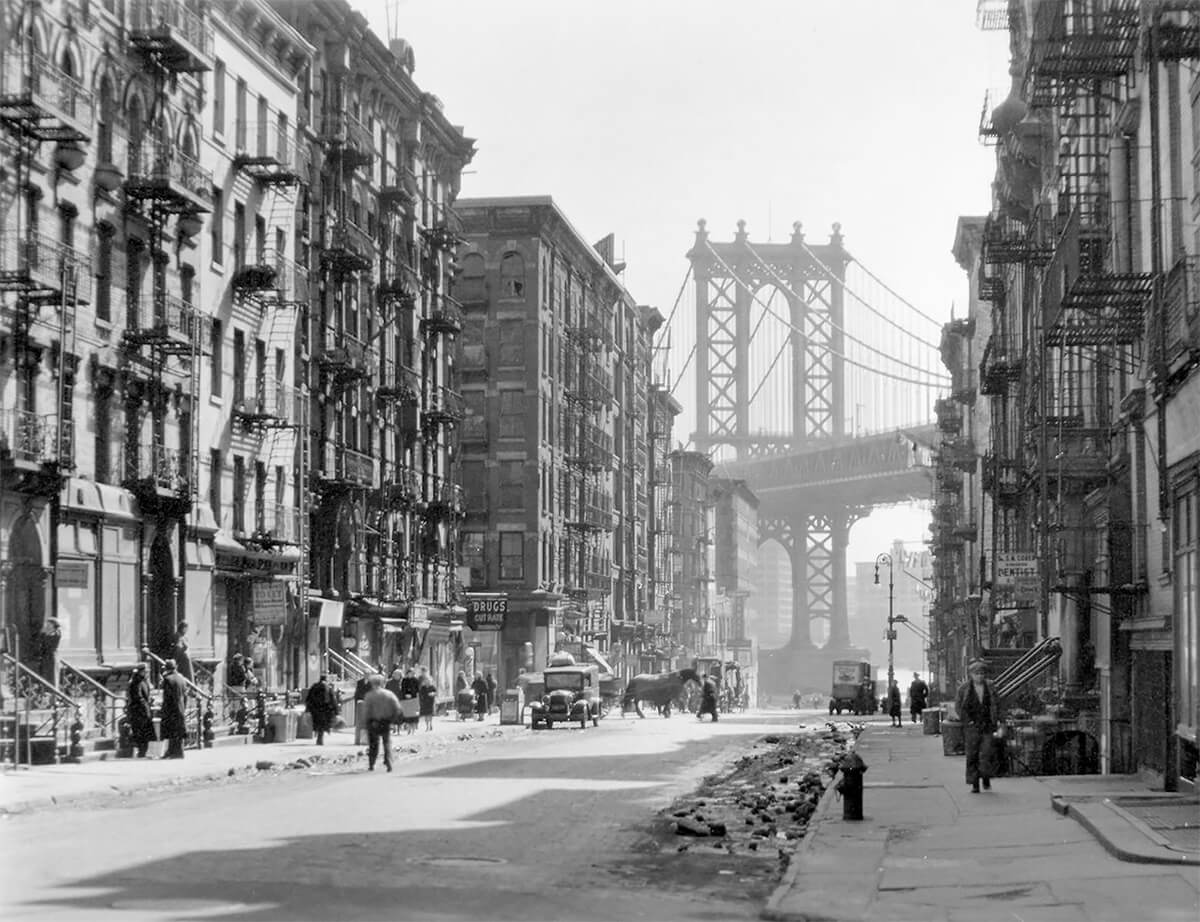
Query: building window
[
  {"left": 461, "top": 530, "right": 485, "bottom": 586},
  {"left": 457, "top": 253, "right": 485, "bottom": 303},
  {"left": 498, "top": 460, "right": 523, "bottom": 509},
  {"left": 499, "top": 252, "right": 525, "bottom": 298},
  {"left": 233, "top": 328, "right": 245, "bottom": 405},
  {"left": 95, "top": 227, "right": 113, "bottom": 322},
  {"left": 235, "top": 78, "right": 247, "bottom": 150},
  {"left": 232, "top": 455, "right": 245, "bottom": 533},
  {"left": 498, "top": 321, "right": 523, "bottom": 366},
  {"left": 255, "top": 461, "right": 267, "bottom": 533},
  {"left": 212, "top": 60, "right": 225, "bottom": 136},
  {"left": 211, "top": 187, "right": 223, "bottom": 262},
  {"left": 234, "top": 202, "right": 245, "bottom": 272},
  {"left": 211, "top": 318, "right": 223, "bottom": 397},
  {"left": 499, "top": 531, "right": 524, "bottom": 581},
  {"left": 499, "top": 390, "right": 523, "bottom": 438},
  {"left": 95, "top": 389, "right": 111, "bottom": 482}
]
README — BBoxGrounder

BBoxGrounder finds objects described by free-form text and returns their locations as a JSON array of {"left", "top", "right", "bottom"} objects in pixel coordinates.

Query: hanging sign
[
  {"left": 465, "top": 593, "right": 508, "bottom": 631},
  {"left": 252, "top": 581, "right": 288, "bottom": 625},
  {"left": 996, "top": 552, "right": 1039, "bottom": 604}
]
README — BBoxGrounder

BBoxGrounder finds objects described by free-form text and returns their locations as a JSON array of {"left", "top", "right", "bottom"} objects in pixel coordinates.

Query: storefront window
[{"left": 1174, "top": 478, "right": 1198, "bottom": 759}]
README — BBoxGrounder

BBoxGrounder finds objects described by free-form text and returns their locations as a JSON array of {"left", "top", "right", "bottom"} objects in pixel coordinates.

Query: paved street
[{"left": 1, "top": 710, "right": 800, "bottom": 922}]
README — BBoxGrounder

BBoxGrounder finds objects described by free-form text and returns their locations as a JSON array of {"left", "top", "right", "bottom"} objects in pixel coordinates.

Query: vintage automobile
[{"left": 529, "top": 653, "right": 603, "bottom": 730}]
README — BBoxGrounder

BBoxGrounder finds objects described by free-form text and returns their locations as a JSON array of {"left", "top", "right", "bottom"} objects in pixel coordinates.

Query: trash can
[
  {"left": 268, "top": 710, "right": 298, "bottom": 744},
  {"left": 922, "top": 707, "right": 942, "bottom": 736},
  {"left": 500, "top": 688, "right": 524, "bottom": 726},
  {"left": 941, "top": 718, "right": 964, "bottom": 756}
]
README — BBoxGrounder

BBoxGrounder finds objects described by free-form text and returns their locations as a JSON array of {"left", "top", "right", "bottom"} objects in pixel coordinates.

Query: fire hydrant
[{"left": 836, "top": 751, "right": 867, "bottom": 821}]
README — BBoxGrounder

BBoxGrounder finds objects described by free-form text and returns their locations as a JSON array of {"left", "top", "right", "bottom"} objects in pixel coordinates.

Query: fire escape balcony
[
  {"left": 567, "top": 493, "right": 614, "bottom": 533},
  {"left": 122, "top": 443, "right": 192, "bottom": 515},
  {"left": 319, "top": 111, "right": 373, "bottom": 169},
  {"left": 565, "top": 438, "right": 614, "bottom": 473},
  {"left": 0, "top": 52, "right": 93, "bottom": 143},
  {"left": 319, "top": 442, "right": 376, "bottom": 491},
  {"left": 981, "top": 451, "right": 1022, "bottom": 505},
  {"left": 420, "top": 385, "right": 465, "bottom": 432},
  {"left": 126, "top": 141, "right": 213, "bottom": 215},
  {"left": 380, "top": 466, "right": 421, "bottom": 508},
  {"left": 420, "top": 297, "right": 463, "bottom": 337},
  {"left": 936, "top": 464, "right": 963, "bottom": 494},
  {"left": 232, "top": 122, "right": 300, "bottom": 185},
  {"left": 1025, "top": 0, "right": 1139, "bottom": 108},
  {"left": 317, "top": 334, "right": 371, "bottom": 388},
  {"left": 935, "top": 398, "right": 962, "bottom": 434},
  {"left": 976, "top": 0, "right": 1010, "bottom": 30},
  {"left": 981, "top": 210, "right": 1055, "bottom": 267},
  {"left": 1156, "top": 14, "right": 1200, "bottom": 62},
  {"left": 566, "top": 313, "right": 614, "bottom": 350},
  {"left": 234, "top": 383, "right": 296, "bottom": 431},
  {"left": 375, "top": 359, "right": 420, "bottom": 404},
  {"left": 320, "top": 219, "right": 373, "bottom": 274},
  {"left": 977, "top": 266, "right": 1006, "bottom": 304},
  {"left": 0, "top": 231, "right": 92, "bottom": 303},
  {"left": 420, "top": 221, "right": 461, "bottom": 252},
  {"left": 123, "top": 292, "right": 197, "bottom": 354},
  {"left": 273, "top": 257, "right": 309, "bottom": 305},
  {"left": 380, "top": 167, "right": 418, "bottom": 211},
  {"left": 128, "top": 0, "right": 214, "bottom": 72},
  {"left": 1032, "top": 422, "right": 1110, "bottom": 484},
  {"left": 1161, "top": 254, "right": 1200, "bottom": 370},
  {"left": 231, "top": 249, "right": 281, "bottom": 295},
  {"left": 941, "top": 436, "right": 977, "bottom": 474},
  {"left": 0, "top": 409, "right": 66, "bottom": 495},
  {"left": 980, "top": 333, "right": 1023, "bottom": 396},
  {"left": 424, "top": 475, "right": 464, "bottom": 519}
]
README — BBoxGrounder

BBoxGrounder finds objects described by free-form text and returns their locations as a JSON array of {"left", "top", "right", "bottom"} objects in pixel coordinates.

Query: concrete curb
[
  {"left": 1055, "top": 796, "right": 1200, "bottom": 866},
  {"left": 761, "top": 752, "right": 854, "bottom": 921}
]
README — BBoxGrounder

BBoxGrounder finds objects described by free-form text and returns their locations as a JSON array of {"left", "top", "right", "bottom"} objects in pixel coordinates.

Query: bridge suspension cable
[{"left": 702, "top": 242, "right": 948, "bottom": 387}]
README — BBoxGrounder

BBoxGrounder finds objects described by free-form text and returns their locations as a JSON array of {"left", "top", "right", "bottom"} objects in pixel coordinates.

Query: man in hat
[
  {"left": 304, "top": 673, "right": 339, "bottom": 745},
  {"left": 909, "top": 672, "right": 929, "bottom": 724},
  {"left": 159, "top": 658, "right": 189, "bottom": 759},
  {"left": 125, "top": 664, "right": 157, "bottom": 757},
  {"left": 955, "top": 659, "right": 1000, "bottom": 793}
]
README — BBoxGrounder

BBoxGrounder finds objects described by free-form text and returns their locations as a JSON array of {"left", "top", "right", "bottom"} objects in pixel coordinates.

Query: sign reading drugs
[{"left": 465, "top": 593, "right": 508, "bottom": 631}]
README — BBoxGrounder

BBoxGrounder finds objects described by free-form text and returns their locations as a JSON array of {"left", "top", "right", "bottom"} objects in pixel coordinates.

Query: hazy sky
[{"left": 360, "top": 0, "right": 1010, "bottom": 565}]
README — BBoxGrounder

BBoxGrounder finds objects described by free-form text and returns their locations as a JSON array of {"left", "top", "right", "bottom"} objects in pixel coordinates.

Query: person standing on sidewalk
[
  {"left": 955, "top": 659, "right": 1000, "bottom": 793},
  {"left": 887, "top": 681, "right": 903, "bottom": 727},
  {"left": 304, "top": 674, "right": 339, "bottom": 745},
  {"left": 159, "top": 659, "right": 189, "bottom": 759},
  {"left": 125, "top": 664, "right": 157, "bottom": 758},
  {"left": 908, "top": 672, "right": 929, "bottom": 724},
  {"left": 471, "top": 671, "right": 489, "bottom": 721},
  {"left": 399, "top": 667, "right": 421, "bottom": 734},
  {"left": 485, "top": 671, "right": 498, "bottom": 714},
  {"left": 362, "top": 674, "right": 402, "bottom": 772},
  {"left": 417, "top": 666, "right": 437, "bottom": 731}
]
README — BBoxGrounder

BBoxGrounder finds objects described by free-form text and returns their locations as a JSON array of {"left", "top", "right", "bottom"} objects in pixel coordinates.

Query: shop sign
[
  {"left": 252, "top": 581, "right": 287, "bottom": 625},
  {"left": 465, "top": 593, "right": 507, "bottom": 631},
  {"left": 55, "top": 561, "right": 89, "bottom": 589},
  {"left": 996, "top": 552, "right": 1039, "bottom": 603}
]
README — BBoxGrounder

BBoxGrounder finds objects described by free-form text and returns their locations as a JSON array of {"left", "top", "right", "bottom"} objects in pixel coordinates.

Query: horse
[{"left": 621, "top": 668, "right": 701, "bottom": 718}]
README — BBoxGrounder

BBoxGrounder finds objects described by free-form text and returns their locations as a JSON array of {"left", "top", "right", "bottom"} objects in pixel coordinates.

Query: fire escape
[
  {"left": 230, "top": 105, "right": 305, "bottom": 558},
  {"left": 0, "top": 31, "right": 93, "bottom": 498},
  {"left": 562, "top": 296, "right": 614, "bottom": 640},
  {"left": 1026, "top": 0, "right": 1145, "bottom": 590},
  {"left": 121, "top": 0, "right": 213, "bottom": 520}
]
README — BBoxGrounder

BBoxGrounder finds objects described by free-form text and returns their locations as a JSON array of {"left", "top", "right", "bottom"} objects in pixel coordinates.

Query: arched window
[
  {"left": 499, "top": 252, "right": 525, "bottom": 299},
  {"left": 97, "top": 76, "right": 115, "bottom": 164},
  {"left": 127, "top": 98, "right": 143, "bottom": 176},
  {"left": 457, "top": 252, "right": 485, "bottom": 303}
]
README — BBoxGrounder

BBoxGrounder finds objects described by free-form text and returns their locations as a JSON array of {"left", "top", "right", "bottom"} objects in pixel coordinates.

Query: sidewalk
[
  {"left": 764, "top": 722, "right": 1200, "bottom": 922},
  {"left": 0, "top": 712, "right": 522, "bottom": 815}
]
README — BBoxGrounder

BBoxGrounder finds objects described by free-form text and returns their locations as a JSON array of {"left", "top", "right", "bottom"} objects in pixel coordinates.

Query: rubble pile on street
[{"left": 661, "top": 723, "right": 856, "bottom": 860}]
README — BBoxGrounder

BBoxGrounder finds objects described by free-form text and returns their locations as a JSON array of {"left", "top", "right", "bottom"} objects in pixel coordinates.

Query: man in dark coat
[
  {"left": 173, "top": 622, "right": 193, "bottom": 682},
  {"left": 226, "top": 654, "right": 248, "bottom": 688},
  {"left": 485, "top": 672, "right": 498, "bottom": 714},
  {"left": 471, "top": 671, "right": 489, "bottom": 721},
  {"left": 304, "top": 674, "right": 339, "bottom": 745},
  {"left": 125, "top": 664, "right": 157, "bottom": 757},
  {"left": 697, "top": 675, "right": 720, "bottom": 722},
  {"left": 955, "top": 660, "right": 1000, "bottom": 793},
  {"left": 908, "top": 672, "right": 929, "bottom": 724},
  {"left": 159, "top": 658, "right": 189, "bottom": 759},
  {"left": 887, "top": 681, "right": 903, "bottom": 727}
]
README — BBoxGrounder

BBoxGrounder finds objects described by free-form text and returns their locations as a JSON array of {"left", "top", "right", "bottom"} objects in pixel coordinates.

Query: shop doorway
[{"left": 147, "top": 532, "right": 177, "bottom": 659}]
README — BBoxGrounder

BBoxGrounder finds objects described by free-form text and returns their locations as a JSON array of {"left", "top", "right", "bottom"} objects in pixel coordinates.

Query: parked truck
[{"left": 829, "top": 659, "right": 877, "bottom": 715}]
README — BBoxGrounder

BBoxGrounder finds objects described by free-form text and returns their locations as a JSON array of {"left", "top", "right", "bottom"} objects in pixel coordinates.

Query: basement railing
[
  {"left": 1, "top": 652, "right": 80, "bottom": 765},
  {"left": 59, "top": 660, "right": 122, "bottom": 743}
]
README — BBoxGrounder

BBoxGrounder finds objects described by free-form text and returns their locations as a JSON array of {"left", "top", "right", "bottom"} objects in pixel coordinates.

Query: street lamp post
[{"left": 875, "top": 553, "right": 895, "bottom": 698}]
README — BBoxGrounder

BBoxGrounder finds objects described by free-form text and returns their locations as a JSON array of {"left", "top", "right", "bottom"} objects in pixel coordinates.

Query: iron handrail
[
  {"left": 324, "top": 648, "right": 368, "bottom": 680},
  {"left": 1, "top": 652, "right": 78, "bottom": 763},
  {"left": 59, "top": 660, "right": 122, "bottom": 704},
  {"left": 140, "top": 646, "right": 212, "bottom": 701},
  {"left": 340, "top": 648, "right": 377, "bottom": 675},
  {"left": 59, "top": 659, "right": 122, "bottom": 741},
  {"left": 2, "top": 653, "right": 78, "bottom": 710}
]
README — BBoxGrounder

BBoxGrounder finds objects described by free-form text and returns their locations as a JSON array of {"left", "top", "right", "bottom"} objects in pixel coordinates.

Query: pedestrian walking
[
  {"left": 471, "top": 671, "right": 489, "bottom": 721},
  {"left": 304, "top": 674, "right": 339, "bottom": 745},
  {"left": 173, "top": 621, "right": 193, "bottom": 682},
  {"left": 455, "top": 670, "right": 468, "bottom": 695},
  {"left": 697, "top": 675, "right": 720, "bottom": 722},
  {"left": 159, "top": 658, "right": 189, "bottom": 759},
  {"left": 399, "top": 667, "right": 421, "bottom": 734},
  {"left": 385, "top": 667, "right": 404, "bottom": 701},
  {"left": 887, "top": 681, "right": 903, "bottom": 727},
  {"left": 125, "top": 663, "right": 157, "bottom": 758},
  {"left": 418, "top": 666, "right": 437, "bottom": 731},
  {"left": 361, "top": 674, "right": 402, "bottom": 772},
  {"left": 955, "top": 659, "right": 1000, "bottom": 793},
  {"left": 908, "top": 672, "right": 929, "bottom": 724},
  {"left": 485, "top": 671, "right": 498, "bottom": 714}
]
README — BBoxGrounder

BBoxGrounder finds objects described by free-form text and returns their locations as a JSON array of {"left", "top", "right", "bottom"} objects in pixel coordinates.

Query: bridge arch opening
[
  {"left": 747, "top": 283, "right": 794, "bottom": 441},
  {"left": 748, "top": 538, "right": 793, "bottom": 647}
]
